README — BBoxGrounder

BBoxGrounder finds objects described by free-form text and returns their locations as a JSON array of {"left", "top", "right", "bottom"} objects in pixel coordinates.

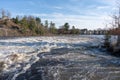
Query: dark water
[{"left": 15, "top": 47, "right": 120, "bottom": 80}]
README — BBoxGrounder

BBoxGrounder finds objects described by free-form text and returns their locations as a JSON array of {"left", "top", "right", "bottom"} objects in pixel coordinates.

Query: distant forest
[
  {"left": 0, "top": 9, "right": 119, "bottom": 36},
  {"left": 0, "top": 9, "right": 81, "bottom": 36}
]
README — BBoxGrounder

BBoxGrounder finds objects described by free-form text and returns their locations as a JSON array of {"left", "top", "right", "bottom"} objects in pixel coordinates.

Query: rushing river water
[{"left": 0, "top": 35, "right": 120, "bottom": 80}]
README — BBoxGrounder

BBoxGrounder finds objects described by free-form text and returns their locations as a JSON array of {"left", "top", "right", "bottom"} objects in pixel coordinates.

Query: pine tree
[
  {"left": 49, "top": 21, "right": 57, "bottom": 34},
  {"left": 64, "top": 22, "right": 69, "bottom": 31},
  {"left": 44, "top": 20, "right": 48, "bottom": 29}
]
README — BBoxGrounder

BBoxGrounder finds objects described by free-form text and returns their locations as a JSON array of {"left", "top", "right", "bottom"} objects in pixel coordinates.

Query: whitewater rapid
[{"left": 0, "top": 35, "right": 120, "bottom": 80}]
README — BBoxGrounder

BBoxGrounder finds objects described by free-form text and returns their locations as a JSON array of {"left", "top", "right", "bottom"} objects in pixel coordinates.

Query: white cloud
[
  {"left": 32, "top": 13, "right": 111, "bottom": 29},
  {"left": 96, "top": 6, "right": 110, "bottom": 10},
  {"left": 12, "top": 12, "right": 112, "bottom": 30},
  {"left": 12, "top": 0, "right": 119, "bottom": 30},
  {"left": 53, "top": 6, "right": 63, "bottom": 10}
]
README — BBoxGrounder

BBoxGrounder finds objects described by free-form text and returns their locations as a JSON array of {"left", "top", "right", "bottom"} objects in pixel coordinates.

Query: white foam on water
[{"left": 0, "top": 35, "right": 119, "bottom": 80}]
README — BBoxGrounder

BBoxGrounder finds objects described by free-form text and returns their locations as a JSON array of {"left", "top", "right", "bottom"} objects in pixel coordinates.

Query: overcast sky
[{"left": 0, "top": 0, "right": 119, "bottom": 29}]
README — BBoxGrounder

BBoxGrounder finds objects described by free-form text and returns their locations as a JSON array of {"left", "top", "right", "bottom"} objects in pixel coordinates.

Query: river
[{"left": 0, "top": 35, "right": 120, "bottom": 80}]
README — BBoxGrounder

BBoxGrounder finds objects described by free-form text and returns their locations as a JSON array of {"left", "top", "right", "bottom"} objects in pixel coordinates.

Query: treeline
[
  {"left": 109, "top": 28, "right": 120, "bottom": 35},
  {"left": 12, "top": 16, "right": 49, "bottom": 35},
  {"left": 58, "top": 23, "right": 80, "bottom": 34},
  {"left": 0, "top": 9, "right": 80, "bottom": 36},
  {"left": 12, "top": 16, "right": 80, "bottom": 35}
]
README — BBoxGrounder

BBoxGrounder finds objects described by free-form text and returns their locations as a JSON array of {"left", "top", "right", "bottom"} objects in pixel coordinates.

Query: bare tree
[
  {"left": 115, "top": 7, "right": 120, "bottom": 45},
  {"left": 111, "top": 6, "right": 120, "bottom": 46},
  {"left": 1, "top": 8, "right": 6, "bottom": 18},
  {"left": 117, "top": 7, "right": 120, "bottom": 45},
  {"left": 7, "top": 10, "right": 11, "bottom": 19}
]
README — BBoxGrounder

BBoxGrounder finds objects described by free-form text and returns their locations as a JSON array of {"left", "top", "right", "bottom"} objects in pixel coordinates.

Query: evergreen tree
[
  {"left": 44, "top": 20, "right": 48, "bottom": 29},
  {"left": 14, "top": 16, "right": 19, "bottom": 24},
  {"left": 49, "top": 21, "right": 57, "bottom": 34},
  {"left": 64, "top": 22, "right": 69, "bottom": 31},
  {"left": 20, "top": 16, "right": 28, "bottom": 33},
  {"left": 36, "top": 17, "right": 41, "bottom": 24},
  {"left": 71, "top": 26, "right": 76, "bottom": 34},
  {"left": 28, "top": 17, "right": 36, "bottom": 32}
]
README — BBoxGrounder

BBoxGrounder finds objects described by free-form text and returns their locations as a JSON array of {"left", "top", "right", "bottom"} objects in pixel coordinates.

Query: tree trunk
[{"left": 118, "top": 35, "right": 120, "bottom": 46}]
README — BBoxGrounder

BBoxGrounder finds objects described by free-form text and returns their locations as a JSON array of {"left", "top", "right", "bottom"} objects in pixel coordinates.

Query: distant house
[
  {"left": 80, "top": 29, "right": 88, "bottom": 34},
  {"left": 87, "top": 30, "right": 94, "bottom": 35}
]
